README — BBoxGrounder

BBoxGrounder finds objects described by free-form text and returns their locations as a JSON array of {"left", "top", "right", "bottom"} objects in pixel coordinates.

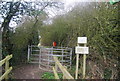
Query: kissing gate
[{"left": 27, "top": 45, "right": 72, "bottom": 71}]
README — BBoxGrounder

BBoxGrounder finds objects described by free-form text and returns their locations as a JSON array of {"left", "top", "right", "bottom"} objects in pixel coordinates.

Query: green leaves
[
  {"left": 40, "top": 2, "right": 119, "bottom": 79},
  {"left": 41, "top": 72, "right": 63, "bottom": 79}
]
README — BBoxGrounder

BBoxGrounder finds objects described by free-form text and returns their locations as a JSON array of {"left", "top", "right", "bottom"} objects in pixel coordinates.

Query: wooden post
[
  {"left": 83, "top": 44, "right": 87, "bottom": 79},
  {"left": 53, "top": 56, "right": 74, "bottom": 79},
  {"left": 75, "top": 37, "right": 88, "bottom": 79},
  {"left": 75, "top": 54, "right": 79, "bottom": 79},
  {"left": 0, "top": 55, "right": 13, "bottom": 81},
  {"left": 55, "top": 62, "right": 58, "bottom": 72},
  {"left": 63, "top": 66, "right": 67, "bottom": 79},
  {"left": 53, "top": 67, "right": 60, "bottom": 79},
  {"left": 75, "top": 44, "right": 79, "bottom": 79},
  {"left": 83, "top": 54, "right": 86, "bottom": 79},
  {"left": 5, "top": 59, "right": 9, "bottom": 81}
]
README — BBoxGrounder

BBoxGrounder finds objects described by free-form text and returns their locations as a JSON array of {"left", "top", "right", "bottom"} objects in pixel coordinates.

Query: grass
[{"left": 41, "top": 72, "right": 63, "bottom": 79}]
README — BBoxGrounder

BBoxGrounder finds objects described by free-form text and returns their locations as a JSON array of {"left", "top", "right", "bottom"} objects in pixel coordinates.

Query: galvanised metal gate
[{"left": 27, "top": 45, "right": 72, "bottom": 71}]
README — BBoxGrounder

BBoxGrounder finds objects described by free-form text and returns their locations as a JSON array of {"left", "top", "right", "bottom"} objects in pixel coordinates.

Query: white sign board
[
  {"left": 75, "top": 46, "right": 89, "bottom": 54},
  {"left": 78, "top": 37, "right": 87, "bottom": 44}
]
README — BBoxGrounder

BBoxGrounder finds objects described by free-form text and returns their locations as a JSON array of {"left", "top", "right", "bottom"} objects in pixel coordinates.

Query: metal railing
[
  {"left": 27, "top": 45, "right": 72, "bottom": 71},
  {"left": 38, "top": 46, "right": 72, "bottom": 71}
]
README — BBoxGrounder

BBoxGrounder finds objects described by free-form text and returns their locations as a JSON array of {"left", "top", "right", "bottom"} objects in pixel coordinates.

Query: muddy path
[{"left": 12, "top": 64, "right": 46, "bottom": 79}]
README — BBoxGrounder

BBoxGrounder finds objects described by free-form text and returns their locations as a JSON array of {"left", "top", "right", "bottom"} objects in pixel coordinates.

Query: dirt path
[{"left": 12, "top": 64, "right": 46, "bottom": 79}]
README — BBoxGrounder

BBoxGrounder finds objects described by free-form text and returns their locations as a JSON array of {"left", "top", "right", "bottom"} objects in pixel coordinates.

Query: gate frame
[
  {"left": 27, "top": 45, "right": 72, "bottom": 72},
  {"left": 38, "top": 46, "right": 72, "bottom": 72}
]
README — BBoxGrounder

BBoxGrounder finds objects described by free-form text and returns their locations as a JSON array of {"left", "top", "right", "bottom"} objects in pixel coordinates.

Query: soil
[{"left": 12, "top": 64, "right": 46, "bottom": 79}]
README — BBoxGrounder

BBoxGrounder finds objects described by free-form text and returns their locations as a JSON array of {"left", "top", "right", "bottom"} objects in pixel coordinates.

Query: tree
[
  {"left": 0, "top": 1, "right": 63, "bottom": 56},
  {"left": 40, "top": 2, "right": 119, "bottom": 79}
]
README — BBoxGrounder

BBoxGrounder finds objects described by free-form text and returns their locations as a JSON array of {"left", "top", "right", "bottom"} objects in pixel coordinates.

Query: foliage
[
  {"left": 0, "top": 1, "right": 63, "bottom": 65},
  {"left": 10, "top": 20, "right": 39, "bottom": 65},
  {"left": 39, "top": 2, "right": 119, "bottom": 79},
  {"left": 1, "top": 1, "right": 118, "bottom": 79},
  {"left": 41, "top": 72, "right": 63, "bottom": 79}
]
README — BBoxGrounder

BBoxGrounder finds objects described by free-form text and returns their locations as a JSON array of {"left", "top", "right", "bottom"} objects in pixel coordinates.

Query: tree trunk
[{"left": 1, "top": 2, "right": 20, "bottom": 56}]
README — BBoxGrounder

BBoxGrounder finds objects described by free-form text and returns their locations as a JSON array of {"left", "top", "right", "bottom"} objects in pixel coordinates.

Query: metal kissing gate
[{"left": 27, "top": 45, "right": 72, "bottom": 71}]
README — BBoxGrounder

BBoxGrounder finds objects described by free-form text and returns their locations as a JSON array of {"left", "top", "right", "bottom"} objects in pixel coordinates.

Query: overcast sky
[
  {"left": 0, "top": 0, "right": 110, "bottom": 28},
  {"left": 0, "top": 0, "right": 77, "bottom": 28}
]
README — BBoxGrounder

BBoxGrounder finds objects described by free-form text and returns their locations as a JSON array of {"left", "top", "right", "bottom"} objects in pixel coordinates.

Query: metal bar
[
  {"left": 48, "top": 49, "right": 50, "bottom": 69},
  {"left": 62, "top": 49, "right": 63, "bottom": 65},
  {"left": 39, "top": 47, "right": 41, "bottom": 68},
  {"left": 39, "top": 62, "right": 71, "bottom": 67},
  {"left": 39, "top": 54, "right": 71, "bottom": 57},
  {"left": 27, "top": 45, "right": 30, "bottom": 62},
  {"left": 70, "top": 48, "right": 72, "bottom": 68},
  {"left": 32, "top": 50, "right": 40, "bottom": 51},
  {"left": 41, "top": 59, "right": 70, "bottom": 62},
  {"left": 31, "top": 45, "right": 32, "bottom": 55}
]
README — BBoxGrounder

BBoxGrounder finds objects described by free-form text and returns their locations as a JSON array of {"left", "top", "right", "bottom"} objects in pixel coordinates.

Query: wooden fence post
[
  {"left": 55, "top": 57, "right": 57, "bottom": 72},
  {"left": 5, "top": 58, "right": 9, "bottom": 81},
  {"left": 53, "top": 56, "right": 74, "bottom": 79},
  {"left": 53, "top": 67, "right": 60, "bottom": 79},
  {"left": 63, "top": 66, "right": 67, "bottom": 79},
  {"left": 0, "top": 55, "right": 12, "bottom": 81}
]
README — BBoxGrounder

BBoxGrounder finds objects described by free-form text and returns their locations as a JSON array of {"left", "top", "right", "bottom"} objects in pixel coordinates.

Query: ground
[{"left": 12, "top": 64, "right": 46, "bottom": 79}]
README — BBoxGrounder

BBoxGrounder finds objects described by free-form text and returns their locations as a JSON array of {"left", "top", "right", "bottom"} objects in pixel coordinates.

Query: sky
[
  {"left": 0, "top": 0, "right": 111, "bottom": 28},
  {"left": 1, "top": 0, "right": 78, "bottom": 27}
]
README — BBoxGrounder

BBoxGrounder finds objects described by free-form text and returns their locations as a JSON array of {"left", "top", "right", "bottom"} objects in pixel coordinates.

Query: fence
[
  {"left": 28, "top": 45, "right": 72, "bottom": 71},
  {"left": 0, "top": 54, "right": 13, "bottom": 81},
  {"left": 27, "top": 45, "right": 40, "bottom": 63},
  {"left": 39, "top": 46, "right": 72, "bottom": 71},
  {"left": 53, "top": 56, "right": 74, "bottom": 79}
]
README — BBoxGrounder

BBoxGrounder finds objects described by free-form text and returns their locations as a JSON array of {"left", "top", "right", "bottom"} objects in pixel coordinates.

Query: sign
[
  {"left": 75, "top": 37, "right": 89, "bottom": 79},
  {"left": 78, "top": 37, "right": 87, "bottom": 44},
  {"left": 75, "top": 46, "right": 89, "bottom": 54}
]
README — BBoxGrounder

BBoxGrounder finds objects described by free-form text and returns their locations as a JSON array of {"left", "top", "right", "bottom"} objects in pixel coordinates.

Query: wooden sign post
[
  {"left": 75, "top": 37, "right": 89, "bottom": 79},
  {"left": 75, "top": 44, "right": 80, "bottom": 79}
]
